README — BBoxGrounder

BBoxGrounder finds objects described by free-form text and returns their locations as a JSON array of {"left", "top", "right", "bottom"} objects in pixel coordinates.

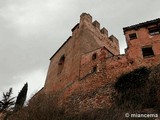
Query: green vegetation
[
  {"left": 115, "top": 67, "right": 150, "bottom": 92},
  {"left": 0, "top": 88, "right": 15, "bottom": 112},
  {"left": 114, "top": 66, "right": 160, "bottom": 110},
  {"left": 2, "top": 65, "right": 160, "bottom": 120},
  {"left": 14, "top": 83, "right": 28, "bottom": 112},
  {"left": 114, "top": 67, "right": 151, "bottom": 108},
  {"left": 0, "top": 83, "right": 28, "bottom": 120}
]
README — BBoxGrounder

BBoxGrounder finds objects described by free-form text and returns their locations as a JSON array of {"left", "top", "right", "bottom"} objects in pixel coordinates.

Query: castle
[{"left": 37, "top": 13, "right": 160, "bottom": 112}]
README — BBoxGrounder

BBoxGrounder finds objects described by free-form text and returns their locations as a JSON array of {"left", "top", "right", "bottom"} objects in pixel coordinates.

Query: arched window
[
  {"left": 58, "top": 55, "right": 65, "bottom": 74},
  {"left": 92, "top": 53, "right": 97, "bottom": 60}
]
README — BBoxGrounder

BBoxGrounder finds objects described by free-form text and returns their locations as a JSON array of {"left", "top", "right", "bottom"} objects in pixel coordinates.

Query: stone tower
[
  {"left": 33, "top": 13, "right": 160, "bottom": 112},
  {"left": 44, "top": 13, "right": 119, "bottom": 94}
]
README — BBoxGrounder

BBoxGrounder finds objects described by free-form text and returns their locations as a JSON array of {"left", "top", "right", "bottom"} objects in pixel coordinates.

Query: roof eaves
[
  {"left": 123, "top": 18, "right": 160, "bottom": 33},
  {"left": 71, "top": 23, "right": 79, "bottom": 32},
  {"left": 50, "top": 36, "right": 72, "bottom": 60}
]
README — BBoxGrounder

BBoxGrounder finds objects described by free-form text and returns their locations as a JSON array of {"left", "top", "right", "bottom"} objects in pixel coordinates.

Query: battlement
[
  {"left": 92, "top": 20, "right": 100, "bottom": 29},
  {"left": 100, "top": 27, "right": 108, "bottom": 37},
  {"left": 79, "top": 13, "right": 109, "bottom": 37},
  {"left": 80, "top": 13, "right": 92, "bottom": 23},
  {"left": 71, "top": 13, "right": 120, "bottom": 55},
  {"left": 109, "top": 35, "right": 119, "bottom": 44},
  {"left": 34, "top": 13, "right": 160, "bottom": 114}
]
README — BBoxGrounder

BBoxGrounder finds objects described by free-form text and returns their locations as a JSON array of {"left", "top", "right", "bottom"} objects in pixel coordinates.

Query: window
[
  {"left": 92, "top": 66, "right": 97, "bottom": 73},
  {"left": 142, "top": 47, "right": 154, "bottom": 58},
  {"left": 92, "top": 53, "right": 97, "bottom": 60},
  {"left": 148, "top": 27, "right": 160, "bottom": 36},
  {"left": 129, "top": 33, "right": 137, "bottom": 40},
  {"left": 57, "top": 55, "right": 65, "bottom": 74}
]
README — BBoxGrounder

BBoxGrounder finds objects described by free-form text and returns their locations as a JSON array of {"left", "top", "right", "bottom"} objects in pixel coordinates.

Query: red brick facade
[{"left": 41, "top": 13, "right": 160, "bottom": 112}]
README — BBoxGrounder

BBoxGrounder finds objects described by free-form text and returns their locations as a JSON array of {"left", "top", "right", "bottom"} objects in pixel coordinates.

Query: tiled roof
[{"left": 123, "top": 18, "right": 160, "bottom": 33}]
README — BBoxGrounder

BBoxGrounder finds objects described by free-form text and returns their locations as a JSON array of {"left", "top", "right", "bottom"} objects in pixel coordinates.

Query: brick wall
[
  {"left": 33, "top": 13, "right": 160, "bottom": 113},
  {"left": 44, "top": 13, "right": 120, "bottom": 94}
]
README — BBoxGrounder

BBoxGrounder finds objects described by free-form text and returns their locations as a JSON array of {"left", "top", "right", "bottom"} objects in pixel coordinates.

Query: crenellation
[
  {"left": 80, "top": 13, "right": 92, "bottom": 24},
  {"left": 33, "top": 13, "right": 160, "bottom": 113},
  {"left": 92, "top": 20, "right": 100, "bottom": 29},
  {"left": 100, "top": 27, "right": 108, "bottom": 37},
  {"left": 109, "top": 35, "right": 118, "bottom": 43}
]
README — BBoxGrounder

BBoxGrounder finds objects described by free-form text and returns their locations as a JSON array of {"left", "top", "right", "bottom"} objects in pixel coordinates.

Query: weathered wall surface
[
  {"left": 58, "top": 54, "right": 160, "bottom": 113},
  {"left": 44, "top": 35, "right": 81, "bottom": 93},
  {"left": 79, "top": 13, "right": 119, "bottom": 55},
  {"left": 124, "top": 23, "right": 160, "bottom": 64},
  {"left": 44, "top": 13, "right": 120, "bottom": 94},
  {"left": 0, "top": 112, "right": 6, "bottom": 120},
  {"left": 34, "top": 13, "right": 160, "bottom": 113}
]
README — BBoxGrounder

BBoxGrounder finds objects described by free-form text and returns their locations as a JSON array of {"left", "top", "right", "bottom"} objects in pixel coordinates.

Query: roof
[
  {"left": 50, "top": 36, "right": 72, "bottom": 60},
  {"left": 71, "top": 23, "right": 79, "bottom": 32},
  {"left": 50, "top": 23, "right": 80, "bottom": 60},
  {"left": 123, "top": 18, "right": 160, "bottom": 33}
]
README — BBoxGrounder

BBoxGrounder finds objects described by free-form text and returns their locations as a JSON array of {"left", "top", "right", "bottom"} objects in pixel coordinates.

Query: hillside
[{"left": 8, "top": 64, "right": 160, "bottom": 120}]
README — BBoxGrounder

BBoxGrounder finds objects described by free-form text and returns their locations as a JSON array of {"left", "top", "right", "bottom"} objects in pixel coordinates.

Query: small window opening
[
  {"left": 92, "top": 53, "right": 97, "bottom": 60},
  {"left": 142, "top": 47, "right": 154, "bottom": 58},
  {"left": 149, "top": 27, "right": 160, "bottom": 36},
  {"left": 92, "top": 66, "right": 97, "bottom": 73},
  {"left": 58, "top": 55, "right": 65, "bottom": 74},
  {"left": 129, "top": 33, "right": 137, "bottom": 40}
]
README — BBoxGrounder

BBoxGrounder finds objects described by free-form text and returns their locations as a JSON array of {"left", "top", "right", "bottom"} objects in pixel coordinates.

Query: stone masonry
[{"left": 35, "top": 13, "right": 160, "bottom": 113}]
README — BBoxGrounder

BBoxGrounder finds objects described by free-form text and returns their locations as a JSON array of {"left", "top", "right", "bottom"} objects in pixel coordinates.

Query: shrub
[
  {"left": 115, "top": 67, "right": 150, "bottom": 92},
  {"left": 8, "top": 65, "right": 160, "bottom": 120}
]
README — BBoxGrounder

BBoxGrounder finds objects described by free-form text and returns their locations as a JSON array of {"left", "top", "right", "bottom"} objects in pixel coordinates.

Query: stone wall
[
  {"left": 43, "top": 13, "right": 120, "bottom": 95},
  {"left": 33, "top": 13, "right": 160, "bottom": 113},
  {"left": 0, "top": 112, "right": 6, "bottom": 120}
]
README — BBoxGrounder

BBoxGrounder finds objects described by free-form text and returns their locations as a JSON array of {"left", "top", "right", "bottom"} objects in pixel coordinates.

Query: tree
[
  {"left": 14, "top": 83, "right": 28, "bottom": 111},
  {"left": 0, "top": 88, "right": 15, "bottom": 112}
]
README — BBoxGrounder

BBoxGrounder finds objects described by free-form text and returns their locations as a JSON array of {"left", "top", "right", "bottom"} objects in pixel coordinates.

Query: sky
[{"left": 0, "top": 0, "right": 160, "bottom": 101}]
